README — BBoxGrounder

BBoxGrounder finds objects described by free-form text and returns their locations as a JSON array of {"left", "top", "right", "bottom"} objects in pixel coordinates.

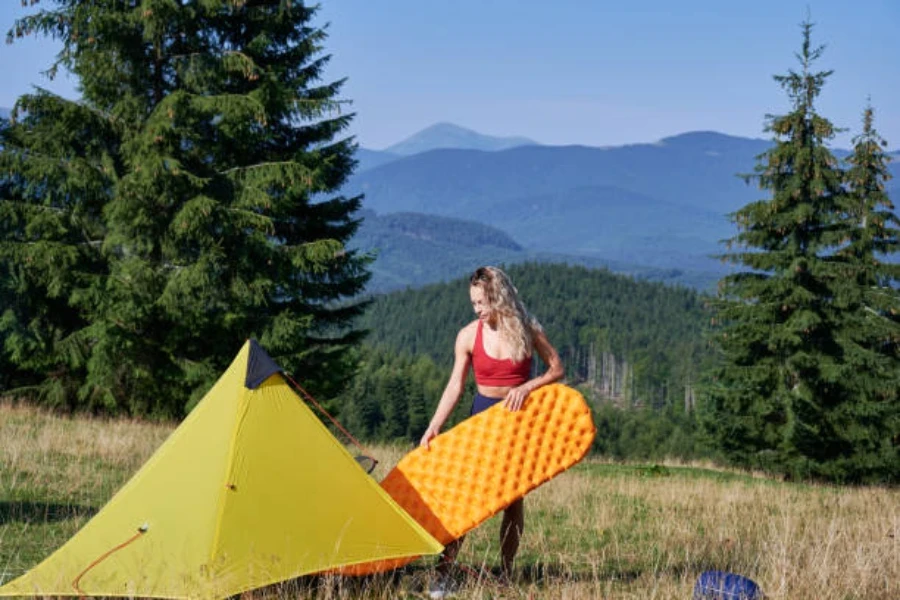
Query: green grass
[{"left": 2, "top": 403, "right": 898, "bottom": 599}]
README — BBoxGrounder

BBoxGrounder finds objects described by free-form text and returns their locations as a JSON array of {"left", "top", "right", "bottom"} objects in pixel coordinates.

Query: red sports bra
[{"left": 472, "top": 320, "right": 532, "bottom": 387}]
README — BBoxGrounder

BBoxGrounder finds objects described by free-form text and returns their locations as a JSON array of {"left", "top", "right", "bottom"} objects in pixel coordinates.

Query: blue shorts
[{"left": 471, "top": 391, "right": 504, "bottom": 416}]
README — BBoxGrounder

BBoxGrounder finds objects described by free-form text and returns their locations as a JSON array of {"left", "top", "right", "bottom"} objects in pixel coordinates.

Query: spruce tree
[
  {"left": 377, "top": 369, "right": 410, "bottom": 441},
  {"left": 2, "top": 1, "right": 369, "bottom": 416},
  {"left": 705, "top": 22, "right": 848, "bottom": 479},
  {"left": 840, "top": 106, "right": 899, "bottom": 299},
  {"left": 824, "top": 106, "right": 900, "bottom": 481},
  {"left": 0, "top": 115, "right": 15, "bottom": 394},
  {"left": 0, "top": 92, "right": 116, "bottom": 408}
]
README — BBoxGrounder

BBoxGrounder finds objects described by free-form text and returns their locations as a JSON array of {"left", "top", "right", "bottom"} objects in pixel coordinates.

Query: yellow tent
[{"left": 0, "top": 340, "right": 442, "bottom": 599}]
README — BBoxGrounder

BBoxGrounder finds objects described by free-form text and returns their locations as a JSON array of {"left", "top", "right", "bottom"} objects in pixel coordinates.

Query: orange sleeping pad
[{"left": 341, "top": 383, "right": 596, "bottom": 575}]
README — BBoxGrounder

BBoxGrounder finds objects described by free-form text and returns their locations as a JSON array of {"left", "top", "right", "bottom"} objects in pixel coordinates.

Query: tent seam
[{"left": 206, "top": 390, "right": 251, "bottom": 580}]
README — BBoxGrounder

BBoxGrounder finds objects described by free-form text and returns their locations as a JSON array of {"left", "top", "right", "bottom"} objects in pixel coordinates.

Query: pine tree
[
  {"left": 823, "top": 106, "right": 900, "bottom": 481},
  {"left": 705, "top": 22, "right": 849, "bottom": 479},
  {"left": 0, "top": 92, "right": 116, "bottom": 408},
  {"left": 377, "top": 368, "right": 410, "bottom": 441},
  {"left": 840, "top": 105, "right": 900, "bottom": 298},
  {"left": 0, "top": 113, "right": 17, "bottom": 394},
  {"left": 2, "top": 1, "right": 369, "bottom": 416},
  {"left": 407, "top": 355, "right": 437, "bottom": 440}
]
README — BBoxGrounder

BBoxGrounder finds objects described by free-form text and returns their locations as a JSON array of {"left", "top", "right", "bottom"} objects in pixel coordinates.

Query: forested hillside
[
  {"left": 352, "top": 210, "right": 523, "bottom": 290},
  {"left": 334, "top": 263, "right": 712, "bottom": 456},
  {"left": 352, "top": 210, "right": 719, "bottom": 291},
  {"left": 362, "top": 263, "right": 709, "bottom": 401}
]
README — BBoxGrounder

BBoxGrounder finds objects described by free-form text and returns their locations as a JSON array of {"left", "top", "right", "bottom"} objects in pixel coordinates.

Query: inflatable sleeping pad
[{"left": 340, "top": 383, "right": 596, "bottom": 575}]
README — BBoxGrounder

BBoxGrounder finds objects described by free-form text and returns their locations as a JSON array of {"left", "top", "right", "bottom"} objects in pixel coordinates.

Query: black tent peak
[{"left": 245, "top": 339, "right": 284, "bottom": 389}]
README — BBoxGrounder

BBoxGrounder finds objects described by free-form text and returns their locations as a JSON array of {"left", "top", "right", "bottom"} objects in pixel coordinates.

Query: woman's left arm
[{"left": 503, "top": 328, "right": 564, "bottom": 411}]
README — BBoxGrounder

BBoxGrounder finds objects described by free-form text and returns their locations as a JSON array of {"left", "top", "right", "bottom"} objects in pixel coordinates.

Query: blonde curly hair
[{"left": 469, "top": 266, "right": 541, "bottom": 361}]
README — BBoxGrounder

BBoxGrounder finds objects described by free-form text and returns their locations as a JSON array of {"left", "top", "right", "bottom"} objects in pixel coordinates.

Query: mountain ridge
[
  {"left": 354, "top": 125, "right": 898, "bottom": 175},
  {"left": 346, "top": 128, "right": 899, "bottom": 281},
  {"left": 347, "top": 131, "right": 774, "bottom": 218}
]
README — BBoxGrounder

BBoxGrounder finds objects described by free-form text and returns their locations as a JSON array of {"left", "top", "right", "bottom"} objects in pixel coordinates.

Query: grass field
[{"left": 1, "top": 402, "right": 898, "bottom": 599}]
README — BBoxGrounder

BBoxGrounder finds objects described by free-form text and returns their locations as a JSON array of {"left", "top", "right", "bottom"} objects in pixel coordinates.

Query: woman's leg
[
  {"left": 437, "top": 536, "right": 464, "bottom": 575},
  {"left": 500, "top": 498, "right": 524, "bottom": 577},
  {"left": 430, "top": 536, "right": 464, "bottom": 598}
]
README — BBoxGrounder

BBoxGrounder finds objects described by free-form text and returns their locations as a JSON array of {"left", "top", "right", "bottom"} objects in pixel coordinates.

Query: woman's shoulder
[
  {"left": 455, "top": 319, "right": 480, "bottom": 347},
  {"left": 459, "top": 319, "right": 480, "bottom": 336}
]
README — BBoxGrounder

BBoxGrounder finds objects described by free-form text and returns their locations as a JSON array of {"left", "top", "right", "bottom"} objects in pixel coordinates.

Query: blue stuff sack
[{"left": 693, "top": 571, "right": 762, "bottom": 600}]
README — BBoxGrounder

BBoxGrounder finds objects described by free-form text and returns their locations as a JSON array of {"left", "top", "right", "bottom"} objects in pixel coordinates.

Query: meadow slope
[{"left": 1, "top": 403, "right": 897, "bottom": 599}]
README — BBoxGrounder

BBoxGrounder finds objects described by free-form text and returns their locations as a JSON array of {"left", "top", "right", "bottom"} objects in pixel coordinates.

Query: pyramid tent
[{"left": 0, "top": 340, "right": 443, "bottom": 599}]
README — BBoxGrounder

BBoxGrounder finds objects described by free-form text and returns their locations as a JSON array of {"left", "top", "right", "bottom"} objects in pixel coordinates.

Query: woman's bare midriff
[{"left": 477, "top": 384, "right": 514, "bottom": 399}]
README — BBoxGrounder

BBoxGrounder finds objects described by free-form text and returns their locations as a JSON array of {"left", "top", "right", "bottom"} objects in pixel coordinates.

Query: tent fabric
[{"left": 0, "top": 340, "right": 442, "bottom": 600}]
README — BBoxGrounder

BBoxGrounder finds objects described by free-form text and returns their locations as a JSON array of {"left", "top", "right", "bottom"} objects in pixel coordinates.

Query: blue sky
[{"left": 1, "top": 0, "right": 897, "bottom": 150}]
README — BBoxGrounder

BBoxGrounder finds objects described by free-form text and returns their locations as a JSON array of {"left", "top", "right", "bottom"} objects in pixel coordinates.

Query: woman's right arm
[{"left": 419, "top": 325, "right": 473, "bottom": 449}]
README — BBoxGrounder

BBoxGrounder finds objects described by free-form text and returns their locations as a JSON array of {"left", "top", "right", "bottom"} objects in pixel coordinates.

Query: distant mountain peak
[
  {"left": 384, "top": 122, "right": 537, "bottom": 155},
  {"left": 657, "top": 131, "right": 768, "bottom": 145}
]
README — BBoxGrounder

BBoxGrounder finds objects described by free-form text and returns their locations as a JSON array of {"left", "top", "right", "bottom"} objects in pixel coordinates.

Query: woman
[{"left": 420, "top": 266, "right": 564, "bottom": 581}]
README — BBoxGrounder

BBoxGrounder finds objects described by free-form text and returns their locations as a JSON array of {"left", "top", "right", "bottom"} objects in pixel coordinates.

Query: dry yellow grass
[
  {"left": 0, "top": 402, "right": 171, "bottom": 499},
  {"left": 485, "top": 466, "right": 899, "bottom": 599},
  {"left": 1, "top": 402, "right": 898, "bottom": 599}
]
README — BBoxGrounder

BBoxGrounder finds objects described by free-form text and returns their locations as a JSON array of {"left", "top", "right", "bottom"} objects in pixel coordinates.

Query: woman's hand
[
  {"left": 420, "top": 424, "right": 440, "bottom": 449},
  {"left": 504, "top": 385, "right": 531, "bottom": 411}
]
